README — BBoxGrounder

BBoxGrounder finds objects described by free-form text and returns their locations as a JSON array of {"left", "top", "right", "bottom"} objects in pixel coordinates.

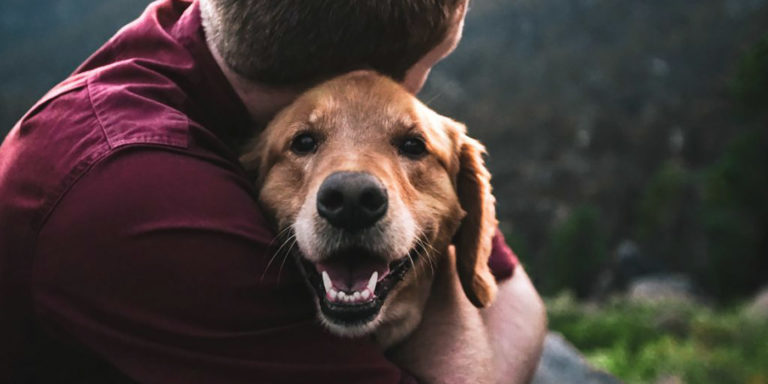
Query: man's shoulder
[
  {"left": 85, "top": 61, "right": 192, "bottom": 150},
  {"left": 10, "top": 62, "right": 193, "bottom": 159},
  {"left": 4, "top": 62, "right": 197, "bottom": 183},
  {"left": 0, "top": 63, "right": 218, "bottom": 241}
]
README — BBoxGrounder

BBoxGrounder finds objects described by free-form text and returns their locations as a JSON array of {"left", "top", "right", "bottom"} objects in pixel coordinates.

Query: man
[{"left": 0, "top": 0, "right": 546, "bottom": 382}]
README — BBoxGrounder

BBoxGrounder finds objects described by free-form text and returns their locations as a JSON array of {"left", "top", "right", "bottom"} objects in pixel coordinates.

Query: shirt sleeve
[
  {"left": 488, "top": 229, "right": 519, "bottom": 282},
  {"left": 32, "top": 148, "right": 414, "bottom": 384}
]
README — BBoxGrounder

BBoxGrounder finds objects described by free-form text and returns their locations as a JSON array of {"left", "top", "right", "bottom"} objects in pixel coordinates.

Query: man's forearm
[
  {"left": 388, "top": 257, "right": 547, "bottom": 384},
  {"left": 482, "top": 267, "right": 547, "bottom": 384}
]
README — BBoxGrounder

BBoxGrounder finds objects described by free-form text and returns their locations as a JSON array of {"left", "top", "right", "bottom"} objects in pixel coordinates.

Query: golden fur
[{"left": 240, "top": 70, "right": 498, "bottom": 348}]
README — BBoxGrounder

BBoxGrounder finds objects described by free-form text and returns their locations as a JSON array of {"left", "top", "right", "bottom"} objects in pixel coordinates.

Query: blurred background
[{"left": 1, "top": 0, "right": 767, "bottom": 383}]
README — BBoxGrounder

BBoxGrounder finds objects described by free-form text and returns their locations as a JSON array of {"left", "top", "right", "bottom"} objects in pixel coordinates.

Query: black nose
[{"left": 316, "top": 171, "right": 388, "bottom": 230}]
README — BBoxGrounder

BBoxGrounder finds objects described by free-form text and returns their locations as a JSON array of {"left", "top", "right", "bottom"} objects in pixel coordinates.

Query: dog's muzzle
[{"left": 295, "top": 171, "right": 418, "bottom": 327}]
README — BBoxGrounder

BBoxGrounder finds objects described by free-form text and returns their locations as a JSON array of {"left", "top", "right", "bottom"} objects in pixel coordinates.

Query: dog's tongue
[{"left": 316, "top": 257, "right": 389, "bottom": 292}]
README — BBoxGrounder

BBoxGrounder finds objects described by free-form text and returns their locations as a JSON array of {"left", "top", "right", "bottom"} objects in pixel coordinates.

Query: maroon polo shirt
[{"left": 0, "top": 0, "right": 518, "bottom": 382}]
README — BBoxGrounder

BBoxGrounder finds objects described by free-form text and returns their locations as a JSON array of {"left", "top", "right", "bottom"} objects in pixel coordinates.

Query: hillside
[{"left": 421, "top": 0, "right": 768, "bottom": 295}]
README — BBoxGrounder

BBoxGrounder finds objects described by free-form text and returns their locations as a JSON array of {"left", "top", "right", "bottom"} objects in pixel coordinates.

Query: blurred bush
[
  {"left": 729, "top": 34, "right": 768, "bottom": 115},
  {"left": 548, "top": 293, "right": 768, "bottom": 384},
  {"left": 635, "top": 160, "right": 699, "bottom": 272},
  {"left": 696, "top": 34, "right": 768, "bottom": 299},
  {"left": 618, "top": 35, "right": 768, "bottom": 301},
  {"left": 700, "top": 129, "right": 768, "bottom": 299},
  {"left": 541, "top": 205, "right": 608, "bottom": 297}
]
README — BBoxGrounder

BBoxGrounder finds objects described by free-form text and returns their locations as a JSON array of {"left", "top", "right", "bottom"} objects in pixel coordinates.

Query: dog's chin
[{"left": 295, "top": 247, "right": 420, "bottom": 337}]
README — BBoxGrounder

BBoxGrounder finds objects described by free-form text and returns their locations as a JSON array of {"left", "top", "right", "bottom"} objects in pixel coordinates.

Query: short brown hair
[{"left": 200, "top": 0, "right": 463, "bottom": 86}]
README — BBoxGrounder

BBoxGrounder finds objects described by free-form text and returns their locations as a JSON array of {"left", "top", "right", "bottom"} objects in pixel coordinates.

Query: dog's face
[{"left": 241, "top": 71, "right": 497, "bottom": 338}]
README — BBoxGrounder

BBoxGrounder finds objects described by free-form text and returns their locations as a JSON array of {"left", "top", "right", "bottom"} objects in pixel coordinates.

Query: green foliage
[
  {"left": 700, "top": 129, "right": 768, "bottom": 298},
  {"left": 637, "top": 162, "right": 689, "bottom": 236},
  {"left": 635, "top": 161, "right": 696, "bottom": 269},
  {"left": 729, "top": 34, "right": 768, "bottom": 115},
  {"left": 544, "top": 205, "right": 608, "bottom": 297},
  {"left": 547, "top": 294, "right": 768, "bottom": 384}
]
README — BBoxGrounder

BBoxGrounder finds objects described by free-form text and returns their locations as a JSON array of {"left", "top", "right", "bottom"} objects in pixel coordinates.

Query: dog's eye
[
  {"left": 398, "top": 137, "right": 427, "bottom": 158},
  {"left": 291, "top": 133, "right": 318, "bottom": 155}
]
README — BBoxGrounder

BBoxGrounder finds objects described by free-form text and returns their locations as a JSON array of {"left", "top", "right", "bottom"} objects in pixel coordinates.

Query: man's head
[{"left": 200, "top": 0, "right": 467, "bottom": 93}]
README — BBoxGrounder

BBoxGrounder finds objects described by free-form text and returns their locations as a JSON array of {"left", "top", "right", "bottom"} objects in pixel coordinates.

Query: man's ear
[{"left": 452, "top": 124, "right": 499, "bottom": 308}]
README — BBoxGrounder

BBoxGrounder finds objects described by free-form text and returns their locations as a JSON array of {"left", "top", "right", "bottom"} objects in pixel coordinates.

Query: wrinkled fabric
[{"left": 0, "top": 0, "right": 516, "bottom": 382}]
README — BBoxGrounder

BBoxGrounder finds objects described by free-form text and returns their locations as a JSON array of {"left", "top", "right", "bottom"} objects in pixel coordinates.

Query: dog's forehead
[
  {"left": 305, "top": 81, "right": 452, "bottom": 142},
  {"left": 307, "top": 87, "right": 415, "bottom": 133}
]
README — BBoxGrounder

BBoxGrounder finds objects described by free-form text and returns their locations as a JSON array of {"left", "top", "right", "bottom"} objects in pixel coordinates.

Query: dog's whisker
[
  {"left": 260, "top": 249, "right": 283, "bottom": 283},
  {"left": 264, "top": 233, "right": 294, "bottom": 271},
  {"left": 408, "top": 252, "right": 419, "bottom": 280},
  {"left": 419, "top": 230, "right": 439, "bottom": 256},
  {"left": 407, "top": 236, "right": 423, "bottom": 279},
  {"left": 414, "top": 230, "right": 438, "bottom": 276},
  {"left": 420, "top": 246, "right": 435, "bottom": 276},
  {"left": 272, "top": 225, "right": 294, "bottom": 243},
  {"left": 262, "top": 228, "right": 290, "bottom": 266},
  {"left": 260, "top": 230, "right": 296, "bottom": 283},
  {"left": 414, "top": 244, "right": 427, "bottom": 276},
  {"left": 417, "top": 239, "right": 436, "bottom": 276},
  {"left": 276, "top": 237, "right": 298, "bottom": 286}
]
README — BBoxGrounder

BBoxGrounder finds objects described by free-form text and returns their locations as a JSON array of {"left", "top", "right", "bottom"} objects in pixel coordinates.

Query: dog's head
[{"left": 241, "top": 71, "right": 497, "bottom": 337}]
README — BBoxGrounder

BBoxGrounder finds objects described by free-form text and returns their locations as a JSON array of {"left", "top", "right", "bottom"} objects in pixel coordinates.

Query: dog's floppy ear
[{"left": 450, "top": 122, "right": 499, "bottom": 308}]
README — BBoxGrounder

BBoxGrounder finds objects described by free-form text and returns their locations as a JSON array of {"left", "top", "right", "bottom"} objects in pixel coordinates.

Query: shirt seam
[
  {"left": 30, "top": 144, "right": 237, "bottom": 243},
  {"left": 86, "top": 75, "right": 190, "bottom": 150},
  {"left": 85, "top": 76, "right": 113, "bottom": 150}
]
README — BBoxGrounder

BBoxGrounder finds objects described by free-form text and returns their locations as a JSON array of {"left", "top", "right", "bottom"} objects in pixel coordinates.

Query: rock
[
  {"left": 531, "top": 332, "right": 623, "bottom": 384},
  {"left": 591, "top": 239, "right": 662, "bottom": 299},
  {"left": 627, "top": 274, "right": 697, "bottom": 303},
  {"left": 746, "top": 286, "right": 768, "bottom": 319}
]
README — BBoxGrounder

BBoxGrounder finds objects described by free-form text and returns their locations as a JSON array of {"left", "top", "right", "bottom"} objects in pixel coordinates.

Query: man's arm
[
  {"left": 484, "top": 267, "right": 548, "bottom": 383},
  {"left": 388, "top": 251, "right": 547, "bottom": 384}
]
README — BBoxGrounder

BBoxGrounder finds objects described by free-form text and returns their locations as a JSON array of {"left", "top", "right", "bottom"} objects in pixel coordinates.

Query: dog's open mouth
[{"left": 297, "top": 248, "right": 419, "bottom": 326}]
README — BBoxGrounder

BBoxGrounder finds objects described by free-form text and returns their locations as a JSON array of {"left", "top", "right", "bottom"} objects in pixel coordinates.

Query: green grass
[{"left": 546, "top": 294, "right": 768, "bottom": 384}]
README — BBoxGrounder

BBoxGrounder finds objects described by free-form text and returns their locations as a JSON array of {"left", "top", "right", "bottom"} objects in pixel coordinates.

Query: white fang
[
  {"left": 322, "top": 271, "right": 332, "bottom": 293},
  {"left": 368, "top": 271, "right": 378, "bottom": 293}
]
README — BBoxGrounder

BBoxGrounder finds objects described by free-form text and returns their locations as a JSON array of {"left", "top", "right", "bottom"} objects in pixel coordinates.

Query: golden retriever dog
[{"left": 240, "top": 71, "right": 498, "bottom": 368}]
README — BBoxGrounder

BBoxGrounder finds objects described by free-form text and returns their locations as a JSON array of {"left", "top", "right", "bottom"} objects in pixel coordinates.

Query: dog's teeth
[
  {"left": 322, "top": 271, "right": 332, "bottom": 293},
  {"left": 322, "top": 271, "right": 378, "bottom": 303},
  {"left": 368, "top": 271, "right": 378, "bottom": 293}
]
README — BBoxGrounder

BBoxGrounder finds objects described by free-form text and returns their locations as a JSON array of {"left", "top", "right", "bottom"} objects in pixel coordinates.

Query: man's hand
[{"left": 387, "top": 255, "right": 547, "bottom": 384}]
